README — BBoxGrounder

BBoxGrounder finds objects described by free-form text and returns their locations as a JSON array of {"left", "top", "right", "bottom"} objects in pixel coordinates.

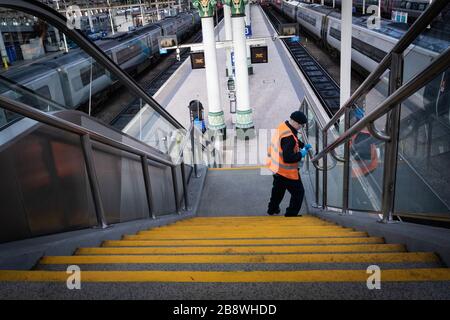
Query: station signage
[
  {"left": 190, "top": 51, "right": 205, "bottom": 69},
  {"left": 250, "top": 46, "right": 268, "bottom": 64},
  {"left": 245, "top": 25, "right": 252, "bottom": 37}
]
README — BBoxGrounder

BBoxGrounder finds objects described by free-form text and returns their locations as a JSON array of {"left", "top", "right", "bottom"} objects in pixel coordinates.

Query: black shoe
[
  {"left": 267, "top": 208, "right": 280, "bottom": 215},
  {"left": 284, "top": 213, "right": 302, "bottom": 217}
]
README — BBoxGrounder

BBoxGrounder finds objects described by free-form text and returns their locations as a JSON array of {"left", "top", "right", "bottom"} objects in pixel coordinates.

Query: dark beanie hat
[{"left": 290, "top": 111, "right": 307, "bottom": 124}]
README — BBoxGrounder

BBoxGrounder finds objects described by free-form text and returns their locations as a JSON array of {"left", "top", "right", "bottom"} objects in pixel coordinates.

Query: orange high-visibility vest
[
  {"left": 349, "top": 130, "right": 379, "bottom": 178},
  {"left": 267, "top": 122, "right": 300, "bottom": 180}
]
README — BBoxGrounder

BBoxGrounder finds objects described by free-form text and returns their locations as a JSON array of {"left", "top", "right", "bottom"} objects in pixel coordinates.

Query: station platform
[
  {"left": 124, "top": 4, "right": 309, "bottom": 166},
  {"left": 156, "top": 4, "right": 305, "bottom": 129}
]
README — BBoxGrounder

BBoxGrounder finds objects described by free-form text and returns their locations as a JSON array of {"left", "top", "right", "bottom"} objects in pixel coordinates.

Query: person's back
[{"left": 266, "top": 111, "right": 311, "bottom": 217}]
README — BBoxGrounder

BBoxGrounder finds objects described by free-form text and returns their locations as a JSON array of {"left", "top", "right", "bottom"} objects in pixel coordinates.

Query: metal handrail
[
  {"left": 0, "top": 92, "right": 192, "bottom": 223},
  {"left": 0, "top": 0, "right": 184, "bottom": 130},
  {"left": 298, "top": 127, "right": 337, "bottom": 171},
  {"left": 312, "top": 46, "right": 450, "bottom": 163},
  {"left": 0, "top": 95, "right": 175, "bottom": 167},
  {"left": 322, "top": 0, "right": 448, "bottom": 132},
  {"left": 0, "top": 74, "right": 66, "bottom": 112}
]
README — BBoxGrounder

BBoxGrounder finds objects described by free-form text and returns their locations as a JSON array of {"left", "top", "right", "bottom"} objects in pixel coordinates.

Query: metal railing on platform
[{"left": 301, "top": 0, "right": 450, "bottom": 223}]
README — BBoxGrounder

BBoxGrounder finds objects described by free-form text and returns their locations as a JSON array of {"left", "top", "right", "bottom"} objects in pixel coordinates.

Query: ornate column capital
[
  {"left": 192, "top": 0, "right": 217, "bottom": 18},
  {"left": 224, "top": 0, "right": 248, "bottom": 16}
]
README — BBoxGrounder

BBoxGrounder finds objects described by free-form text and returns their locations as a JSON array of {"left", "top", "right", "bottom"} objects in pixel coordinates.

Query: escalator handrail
[
  {"left": 0, "top": 94, "right": 175, "bottom": 168},
  {"left": 0, "top": 0, "right": 184, "bottom": 130},
  {"left": 322, "top": 0, "right": 448, "bottom": 132}
]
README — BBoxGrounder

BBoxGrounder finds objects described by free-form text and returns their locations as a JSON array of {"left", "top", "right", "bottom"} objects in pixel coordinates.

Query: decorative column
[
  {"left": 224, "top": 4, "right": 233, "bottom": 78},
  {"left": 192, "top": 0, "right": 226, "bottom": 131},
  {"left": 225, "top": 0, "right": 254, "bottom": 134},
  {"left": 340, "top": 0, "right": 352, "bottom": 107},
  {"left": 244, "top": 2, "right": 252, "bottom": 72}
]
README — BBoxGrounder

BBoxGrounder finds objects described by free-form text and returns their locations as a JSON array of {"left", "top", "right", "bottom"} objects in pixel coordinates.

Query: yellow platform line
[
  {"left": 39, "top": 252, "right": 438, "bottom": 265},
  {"left": 123, "top": 232, "right": 367, "bottom": 240},
  {"left": 2, "top": 268, "right": 449, "bottom": 283},
  {"left": 102, "top": 237, "right": 385, "bottom": 247},
  {"left": 76, "top": 244, "right": 405, "bottom": 255}
]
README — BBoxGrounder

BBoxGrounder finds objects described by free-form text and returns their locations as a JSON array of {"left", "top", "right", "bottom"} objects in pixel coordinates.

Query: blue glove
[
  {"left": 300, "top": 148, "right": 308, "bottom": 158},
  {"left": 354, "top": 107, "right": 365, "bottom": 121},
  {"left": 304, "top": 143, "right": 312, "bottom": 151}
]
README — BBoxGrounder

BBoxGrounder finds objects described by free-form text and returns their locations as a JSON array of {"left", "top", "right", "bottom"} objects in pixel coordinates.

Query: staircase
[{"left": 1, "top": 216, "right": 449, "bottom": 299}]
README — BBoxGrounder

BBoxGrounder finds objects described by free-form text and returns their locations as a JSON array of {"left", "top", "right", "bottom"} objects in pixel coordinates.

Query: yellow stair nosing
[
  {"left": 38, "top": 252, "right": 439, "bottom": 265},
  {"left": 101, "top": 237, "right": 385, "bottom": 247},
  {"left": 2, "top": 268, "right": 449, "bottom": 283},
  {"left": 75, "top": 244, "right": 405, "bottom": 255},
  {"left": 122, "top": 232, "right": 369, "bottom": 240}
]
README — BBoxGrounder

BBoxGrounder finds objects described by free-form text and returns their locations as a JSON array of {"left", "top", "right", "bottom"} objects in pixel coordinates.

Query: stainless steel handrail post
[
  {"left": 190, "top": 126, "right": 199, "bottom": 177},
  {"left": 341, "top": 108, "right": 351, "bottom": 214},
  {"left": 311, "top": 47, "right": 450, "bottom": 163},
  {"left": 320, "top": 0, "right": 447, "bottom": 132},
  {"left": 180, "top": 159, "right": 189, "bottom": 211},
  {"left": 141, "top": 155, "right": 155, "bottom": 219},
  {"left": 81, "top": 134, "right": 107, "bottom": 228},
  {"left": 322, "top": 130, "right": 328, "bottom": 209},
  {"left": 315, "top": 122, "right": 320, "bottom": 206},
  {"left": 171, "top": 166, "right": 181, "bottom": 214},
  {"left": 304, "top": 102, "right": 310, "bottom": 172},
  {"left": 380, "top": 53, "right": 404, "bottom": 223}
]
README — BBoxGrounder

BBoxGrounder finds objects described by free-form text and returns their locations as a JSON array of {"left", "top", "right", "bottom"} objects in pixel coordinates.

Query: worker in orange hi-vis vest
[{"left": 267, "top": 111, "right": 312, "bottom": 217}]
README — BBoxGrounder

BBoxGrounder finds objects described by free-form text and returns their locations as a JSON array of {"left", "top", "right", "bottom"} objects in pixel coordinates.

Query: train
[
  {"left": 267, "top": 0, "right": 443, "bottom": 21},
  {"left": 0, "top": 11, "right": 201, "bottom": 126},
  {"left": 266, "top": 0, "right": 449, "bottom": 177},
  {"left": 273, "top": 0, "right": 447, "bottom": 80}
]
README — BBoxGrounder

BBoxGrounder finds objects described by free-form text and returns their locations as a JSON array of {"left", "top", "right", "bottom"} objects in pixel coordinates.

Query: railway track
[
  {"left": 262, "top": 5, "right": 341, "bottom": 117},
  {"left": 109, "top": 12, "right": 224, "bottom": 130},
  {"left": 109, "top": 32, "right": 203, "bottom": 129}
]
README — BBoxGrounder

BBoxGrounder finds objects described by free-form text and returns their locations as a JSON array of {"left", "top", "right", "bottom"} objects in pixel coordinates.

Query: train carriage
[
  {"left": 0, "top": 12, "right": 201, "bottom": 122},
  {"left": 282, "top": 0, "right": 300, "bottom": 21}
]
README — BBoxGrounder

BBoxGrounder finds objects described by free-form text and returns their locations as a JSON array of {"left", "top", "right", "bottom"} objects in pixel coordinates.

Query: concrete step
[
  {"left": 35, "top": 261, "right": 443, "bottom": 272},
  {"left": 123, "top": 231, "right": 369, "bottom": 240},
  {"left": 74, "top": 244, "right": 407, "bottom": 255},
  {"left": 1, "top": 280, "right": 449, "bottom": 299},
  {"left": 0, "top": 215, "right": 448, "bottom": 300},
  {"left": 37, "top": 252, "right": 439, "bottom": 265},
  {"left": 2, "top": 268, "right": 450, "bottom": 283},
  {"left": 101, "top": 237, "right": 386, "bottom": 246}
]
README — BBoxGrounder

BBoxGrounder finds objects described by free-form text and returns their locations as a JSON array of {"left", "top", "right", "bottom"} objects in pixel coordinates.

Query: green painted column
[
  {"left": 192, "top": 0, "right": 226, "bottom": 130},
  {"left": 225, "top": 0, "right": 254, "bottom": 133}
]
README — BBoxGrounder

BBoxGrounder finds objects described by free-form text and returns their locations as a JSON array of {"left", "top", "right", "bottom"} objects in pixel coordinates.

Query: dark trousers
[{"left": 268, "top": 174, "right": 305, "bottom": 216}]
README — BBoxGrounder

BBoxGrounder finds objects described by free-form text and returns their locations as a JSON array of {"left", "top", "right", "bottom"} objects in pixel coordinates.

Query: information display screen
[
  {"left": 191, "top": 51, "right": 205, "bottom": 69},
  {"left": 250, "top": 46, "right": 268, "bottom": 64}
]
